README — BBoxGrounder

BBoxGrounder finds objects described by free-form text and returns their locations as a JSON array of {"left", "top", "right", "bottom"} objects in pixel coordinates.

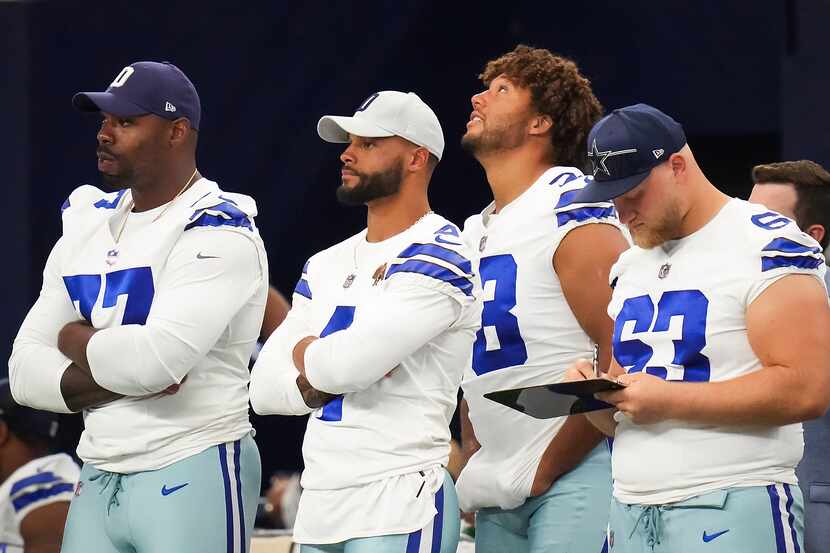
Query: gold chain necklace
[
  {"left": 106, "top": 168, "right": 199, "bottom": 266},
  {"left": 342, "top": 209, "right": 434, "bottom": 289}
]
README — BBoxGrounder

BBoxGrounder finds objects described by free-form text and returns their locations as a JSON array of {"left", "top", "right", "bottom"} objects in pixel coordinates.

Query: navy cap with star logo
[{"left": 572, "top": 103, "right": 686, "bottom": 203}]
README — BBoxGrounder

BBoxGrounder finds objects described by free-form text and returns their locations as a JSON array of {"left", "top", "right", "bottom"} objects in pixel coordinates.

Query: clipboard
[{"left": 483, "top": 378, "right": 625, "bottom": 420}]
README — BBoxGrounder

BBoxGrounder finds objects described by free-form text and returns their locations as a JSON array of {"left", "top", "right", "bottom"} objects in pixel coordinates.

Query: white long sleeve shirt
[
  {"left": 250, "top": 213, "right": 479, "bottom": 543},
  {"left": 9, "top": 180, "right": 268, "bottom": 473}
]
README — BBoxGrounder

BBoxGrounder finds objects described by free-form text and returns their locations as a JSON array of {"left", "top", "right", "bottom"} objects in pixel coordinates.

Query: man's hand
[
  {"left": 57, "top": 320, "right": 97, "bottom": 372},
  {"left": 295, "top": 374, "right": 338, "bottom": 409},
  {"left": 596, "top": 371, "right": 675, "bottom": 424},
  {"left": 564, "top": 358, "right": 595, "bottom": 382},
  {"left": 292, "top": 336, "right": 318, "bottom": 372}
]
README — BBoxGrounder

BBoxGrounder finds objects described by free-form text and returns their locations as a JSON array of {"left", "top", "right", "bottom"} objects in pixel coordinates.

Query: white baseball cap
[{"left": 317, "top": 91, "right": 445, "bottom": 161}]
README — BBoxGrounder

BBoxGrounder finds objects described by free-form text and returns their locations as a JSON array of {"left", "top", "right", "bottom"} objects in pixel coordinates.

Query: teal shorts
[
  {"left": 609, "top": 483, "right": 804, "bottom": 553},
  {"left": 61, "top": 433, "right": 261, "bottom": 553},
  {"left": 300, "top": 470, "right": 459, "bottom": 553},
  {"left": 475, "top": 441, "right": 612, "bottom": 553}
]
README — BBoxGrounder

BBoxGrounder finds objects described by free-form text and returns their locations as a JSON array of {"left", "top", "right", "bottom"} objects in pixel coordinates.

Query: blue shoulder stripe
[
  {"left": 549, "top": 172, "right": 581, "bottom": 187},
  {"left": 12, "top": 482, "right": 74, "bottom": 512},
  {"left": 10, "top": 472, "right": 59, "bottom": 495},
  {"left": 397, "top": 243, "right": 471, "bottom": 274},
  {"left": 762, "top": 255, "right": 823, "bottom": 272},
  {"left": 93, "top": 189, "right": 126, "bottom": 209},
  {"left": 762, "top": 237, "right": 822, "bottom": 255},
  {"left": 185, "top": 201, "right": 253, "bottom": 232},
  {"left": 294, "top": 278, "right": 311, "bottom": 299},
  {"left": 556, "top": 206, "right": 616, "bottom": 227},
  {"left": 554, "top": 189, "right": 581, "bottom": 209},
  {"left": 386, "top": 260, "right": 473, "bottom": 296}
]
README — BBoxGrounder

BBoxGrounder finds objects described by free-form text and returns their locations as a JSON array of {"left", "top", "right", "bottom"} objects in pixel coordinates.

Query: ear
[
  {"left": 407, "top": 147, "right": 431, "bottom": 173},
  {"left": 669, "top": 152, "right": 688, "bottom": 180},
  {"left": 169, "top": 118, "right": 191, "bottom": 146},
  {"left": 805, "top": 223, "right": 826, "bottom": 246},
  {"left": 528, "top": 114, "right": 553, "bottom": 137}
]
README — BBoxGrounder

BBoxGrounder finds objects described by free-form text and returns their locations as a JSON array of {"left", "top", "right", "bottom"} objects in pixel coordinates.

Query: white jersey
[
  {"left": 457, "top": 166, "right": 621, "bottom": 511},
  {"left": 0, "top": 454, "right": 79, "bottom": 551},
  {"left": 250, "top": 213, "right": 478, "bottom": 543},
  {"left": 10, "top": 179, "right": 268, "bottom": 473},
  {"left": 609, "top": 198, "right": 827, "bottom": 504}
]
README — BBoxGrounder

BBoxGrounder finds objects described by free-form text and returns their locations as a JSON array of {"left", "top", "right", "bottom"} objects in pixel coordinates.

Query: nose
[
  {"left": 340, "top": 143, "right": 356, "bottom": 165},
  {"left": 97, "top": 119, "right": 113, "bottom": 146},
  {"left": 613, "top": 198, "right": 635, "bottom": 225},
  {"left": 471, "top": 90, "right": 485, "bottom": 110}
]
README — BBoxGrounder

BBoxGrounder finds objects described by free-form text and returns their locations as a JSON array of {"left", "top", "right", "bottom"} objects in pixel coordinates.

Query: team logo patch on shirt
[{"left": 372, "top": 263, "right": 387, "bottom": 286}]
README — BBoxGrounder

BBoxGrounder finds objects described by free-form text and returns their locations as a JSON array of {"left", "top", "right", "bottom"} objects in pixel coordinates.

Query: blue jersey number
[
  {"left": 316, "top": 306, "right": 356, "bottom": 422},
  {"left": 613, "top": 290, "right": 710, "bottom": 381},
  {"left": 751, "top": 211, "right": 791, "bottom": 230},
  {"left": 63, "top": 267, "right": 154, "bottom": 325},
  {"left": 472, "top": 255, "right": 528, "bottom": 375}
]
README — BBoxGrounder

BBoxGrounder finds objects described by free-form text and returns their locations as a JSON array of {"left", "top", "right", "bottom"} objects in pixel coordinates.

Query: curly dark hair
[
  {"left": 480, "top": 45, "right": 603, "bottom": 169},
  {"left": 752, "top": 160, "right": 830, "bottom": 249}
]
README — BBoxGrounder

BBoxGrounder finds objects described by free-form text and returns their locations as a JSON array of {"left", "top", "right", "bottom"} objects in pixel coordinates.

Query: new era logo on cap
[
  {"left": 165, "top": 102, "right": 177, "bottom": 112},
  {"left": 572, "top": 103, "right": 687, "bottom": 204}
]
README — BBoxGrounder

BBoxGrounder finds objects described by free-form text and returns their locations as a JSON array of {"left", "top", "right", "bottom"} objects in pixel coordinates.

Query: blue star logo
[{"left": 587, "top": 139, "right": 638, "bottom": 177}]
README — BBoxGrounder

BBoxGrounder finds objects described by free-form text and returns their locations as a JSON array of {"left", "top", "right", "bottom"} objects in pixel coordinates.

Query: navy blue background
[{"left": 4, "top": 0, "right": 828, "bottom": 478}]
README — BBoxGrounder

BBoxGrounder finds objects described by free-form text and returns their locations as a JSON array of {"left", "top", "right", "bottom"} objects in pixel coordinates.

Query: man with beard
[
  {"left": 9, "top": 61, "right": 267, "bottom": 553},
  {"left": 456, "top": 45, "right": 627, "bottom": 553},
  {"left": 566, "top": 104, "right": 830, "bottom": 553},
  {"left": 250, "top": 90, "right": 478, "bottom": 553}
]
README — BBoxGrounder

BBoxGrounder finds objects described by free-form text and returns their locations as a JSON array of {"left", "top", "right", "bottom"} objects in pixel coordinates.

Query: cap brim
[
  {"left": 317, "top": 115, "right": 395, "bottom": 143},
  {"left": 572, "top": 170, "right": 652, "bottom": 203},
  {"left": 72, "top": 92, "right": 149, "bottom": 117}
]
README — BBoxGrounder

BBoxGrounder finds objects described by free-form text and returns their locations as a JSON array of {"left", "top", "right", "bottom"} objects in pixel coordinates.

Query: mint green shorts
[
  {"left": 475, "top": 441, "right": 612, "bottom": 553},
  {"left": 609, "top": 484, "right": 804, "bottom": 553},
  {"left": 61, "top": 433, "right": 261, "bottom": 553}
]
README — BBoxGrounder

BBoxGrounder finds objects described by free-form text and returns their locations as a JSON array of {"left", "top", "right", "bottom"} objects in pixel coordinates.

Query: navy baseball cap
[
  {"left": 73, "top": 61, "right": 201, "bottom": 130},
  {"left": 0, "top": 379, "right": 59, "bottom": 444},
  {"left": 573, "top": 103, "right": 686, "bottom": 203}
]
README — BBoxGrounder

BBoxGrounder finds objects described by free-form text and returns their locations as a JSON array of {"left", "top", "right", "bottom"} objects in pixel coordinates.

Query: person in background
[
  {"left": 749, "top": 159, "right": 830, "bottom": 553},
  {"left": 0, "top": 379, "right": 79, "bottom": 553}
]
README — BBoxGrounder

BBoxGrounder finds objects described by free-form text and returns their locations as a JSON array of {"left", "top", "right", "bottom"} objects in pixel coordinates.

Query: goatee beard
[{"left": 336, "top": 162, "right": 404, "bottom": 206}]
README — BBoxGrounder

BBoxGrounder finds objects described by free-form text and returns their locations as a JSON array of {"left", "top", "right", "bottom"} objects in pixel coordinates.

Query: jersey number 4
[
  {"left": 614, "top": 290, "right": 711, "bottom": 381},
  {"left": 472, "top": 255, "right": 528, "bottom": 376},
  {"left": 316, "top": 306, "right": 356, "bottom": 422},
  {"left": 63, "top": 267, "right": 154, "bottom": 325}
]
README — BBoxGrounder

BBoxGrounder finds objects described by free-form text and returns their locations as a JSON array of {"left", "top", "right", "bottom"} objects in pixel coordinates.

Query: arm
[
  {"left": 459, "top": 398, "right": 480, "bottom": 472},
  {"left": 56, "top": 321, "right": 124, "bottom": 411},
  {"left": 9, "top": 238, "right": 107, "bottom": 414},
  {"left": 599, "top": 274, "right": 830, "bottom": 425},
  {"left": 260, "top": 286, "right": 291, "bottom": 340},
  {"left": 85, "top": 230, "right": 263, "bottom": 396},
  {"left": 530, "top": 223, "right": 628, "bottom": 493},
  {"left": 249, "top": 296, "right": 318, "bottom": 416},
  {"left": 301, "top": 281, "right": 461, "bottom": 394},
  {"left": 20, "top": 502, "right": 70, "bottom": 553}
]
